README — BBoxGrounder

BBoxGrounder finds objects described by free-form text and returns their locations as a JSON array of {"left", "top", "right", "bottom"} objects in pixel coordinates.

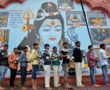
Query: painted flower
[
  {"left": 37, "top": 13, "right": 40, "bottom": 15},
  {"left": 50, "top": 13, "right": 53, "bottom": 16},
  {"left": 47, "top": 3, "right": 52, "bottom": 7},
  {"left": 58, "top": 11, "right": 60, "bottom": 13}
]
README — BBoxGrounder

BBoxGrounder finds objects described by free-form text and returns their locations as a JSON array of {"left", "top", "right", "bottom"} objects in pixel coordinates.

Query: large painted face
[{"left": 38, "top": 19, "right": 62, "bottom": 45}]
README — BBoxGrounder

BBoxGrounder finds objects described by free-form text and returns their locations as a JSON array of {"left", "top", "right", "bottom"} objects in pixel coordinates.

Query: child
[
  {"left": 8, "top": 48, "right": 19, "bottom": 89},
  {"left": 42, "top": 44, "right": 53, "bottom": 90},
  {"left": 87, "top": 45, "right": 100, "bottom": 87},
  {"left": 51, "top": 47, "right": 60, "bottom": 88},
  {"left": 18, "top": 47, "right": 29, "bottom": 89}
]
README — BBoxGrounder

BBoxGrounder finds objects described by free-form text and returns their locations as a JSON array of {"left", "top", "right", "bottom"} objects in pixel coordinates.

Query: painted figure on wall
[
  {"left": 91, "top": 28, "right": 110, "bottom": 45},
  {"left": 58, "top": 0, "right": 74, "bottom": 10},
  {"left": 0, "top": 30, "right": 9, "bottom": 48},
  {"left": 18, "top": 2, "right": 73, "bottom": 51}
]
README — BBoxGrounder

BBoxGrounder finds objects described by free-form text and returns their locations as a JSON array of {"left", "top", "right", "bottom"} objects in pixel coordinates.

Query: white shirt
[{"left": 98, "top": 49, "right": 109, "bottom": 66}]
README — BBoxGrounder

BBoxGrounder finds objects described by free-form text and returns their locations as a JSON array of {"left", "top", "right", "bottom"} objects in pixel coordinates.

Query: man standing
[
  {"left": 87, "top": 45, "right": 100, "bottom": 87},
  {"left": 42, "top": 44, "right": 53, "bottom": 90},
  {"left": 60, "top": 42, "right": 72, "bottom": 89},
  {"left": 30, "top": 43, "right": 40, "bottom": 89},
  {"left": 18, "top": 47, "right": 29, "bottom": 89},
  {"left": 98, "top": 44, "right": 110, "bottom": 86},
  {"left": 8, "top": 48, "right": 19, "bottom": 89},
  {"left": 73, "top": 41, "right": 85, "bottom": 87},
  {"left": 51, "top": 47, "right": 60, "bottom": 88},
  {"left": 0, "top": 45, "right": 9, "bottom": 90}
]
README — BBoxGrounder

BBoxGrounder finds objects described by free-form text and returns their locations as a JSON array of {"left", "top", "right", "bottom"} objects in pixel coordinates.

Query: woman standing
[{"left": 8, "top": 48, "right": 19, "bottom": 89}]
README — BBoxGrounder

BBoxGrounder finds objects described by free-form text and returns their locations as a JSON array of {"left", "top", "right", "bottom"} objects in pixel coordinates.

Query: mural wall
[{"left": 0, "top": 0, "right": 110, "bottom": 75}]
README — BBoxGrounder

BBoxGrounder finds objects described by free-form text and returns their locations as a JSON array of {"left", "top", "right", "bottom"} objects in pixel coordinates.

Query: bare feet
[
  {"left": 10, "top": 87, "right": 14, "bottom": 89},
  {"left": 65, "top": 84, "right": 72, "bottom": 88},
  {"left": 32, "top": 85, "right": 38, "bottom": 90},
  {"left": 35, "top": 85, "right": 40, "bottom": 88},
  {"left": 0, "top": 86, "right": 5, "bottom": 90},
  {"left": 92, "top": 84, "right": 100, "bottom": 87},
  {"left": 105, "top": 84, "right": 110, "bottom": 86},
  {"left": 46, "top": 87, "right": 52, "bottom": 90},
  {"left": 78, "top": 85, "right": 85, "bottom": 88},
  {"left": 21, "top": 86, "right": 27, "bottom": 89}
]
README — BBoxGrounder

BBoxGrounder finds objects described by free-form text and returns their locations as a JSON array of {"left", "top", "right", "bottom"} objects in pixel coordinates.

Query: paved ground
[{"left": 4, "top": 84, "right": 110, "bottom": 90}]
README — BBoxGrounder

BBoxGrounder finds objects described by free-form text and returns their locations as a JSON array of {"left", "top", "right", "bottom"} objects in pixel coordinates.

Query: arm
[
  {"left": 8, "top": 54, "right": 13, "bottom": 63},
  {"left": 30, "top": 50, "right": 36, "bottom": 60},
  {"left": 60, "top": 51, "right": 67, "bottom": 58},
  {"left": 0, "top": 51, "right": 4, "bottom": 61},
  {"left": 89, "top": 52, "right": 96, "bottom": 61},
  {"left": 18, "top": 53, "right": 26, "bottom": 62},
  {"left": 101, "top": 51, "right": 109, "bottom": 59}
]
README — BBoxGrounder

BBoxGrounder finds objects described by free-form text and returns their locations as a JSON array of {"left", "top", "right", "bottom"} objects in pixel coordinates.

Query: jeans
[
  {"left": 32, "top": 65, "right": 39, "bottom": 80},
  {"left": 89, "top": 66, "right": 95, "bottom": 85},
  {"left": 10, "top": 68, "right": 17, "bottom": 87},
  {"left": 0, "top": 66, "right": 8, "bottom": 81},
  {"left": 20, "top": 66, "right": 27, "bottom": 85},
  {"left": 102, "top": 65, "right": 108, "bottom": 85}
]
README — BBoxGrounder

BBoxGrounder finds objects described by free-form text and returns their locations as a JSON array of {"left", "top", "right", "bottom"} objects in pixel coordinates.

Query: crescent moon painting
[{"left": 67, "top": 27, "right": 78, "bottom": 43}]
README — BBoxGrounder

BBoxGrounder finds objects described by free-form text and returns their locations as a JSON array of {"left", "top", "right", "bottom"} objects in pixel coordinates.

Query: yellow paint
[{"left": 91, "top": 13, "right": 103, "bottom": 23}]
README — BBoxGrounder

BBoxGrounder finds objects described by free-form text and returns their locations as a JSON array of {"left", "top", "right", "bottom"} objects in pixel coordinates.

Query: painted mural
[
  {"left": 90, "top": 28, "right": 110, "bottom": 45},
  {"left": 0, "top": 0, "right": 110, "bottom": 75},
  {"left": 87, "top": 12, "right": 107, "bottom": 26}
]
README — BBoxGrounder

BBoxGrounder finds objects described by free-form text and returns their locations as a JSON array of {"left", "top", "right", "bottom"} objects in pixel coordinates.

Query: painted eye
[
  {"left": 55, "top": 29, "right": 61, "bottom": 31},
  {"left": 43, "top": 29, "right": 50, "bottom": 31}
]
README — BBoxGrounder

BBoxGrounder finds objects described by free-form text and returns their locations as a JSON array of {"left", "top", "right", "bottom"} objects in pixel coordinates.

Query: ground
[{"left": 4, "top": 84, "right": 110, "bottom": 90}]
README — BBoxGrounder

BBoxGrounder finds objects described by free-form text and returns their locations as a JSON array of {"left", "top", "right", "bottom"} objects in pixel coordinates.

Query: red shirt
[{"left": 8, "top": 53, "right": 19, "bottom": 69}]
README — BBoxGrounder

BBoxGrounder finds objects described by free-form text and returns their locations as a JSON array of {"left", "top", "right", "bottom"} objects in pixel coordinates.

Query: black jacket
[
  {"left": 0, "top": 50, "right": 9, "bottom": 66},
  {"left": 73, "top": 48, "right": 82, "bottom": 62}
]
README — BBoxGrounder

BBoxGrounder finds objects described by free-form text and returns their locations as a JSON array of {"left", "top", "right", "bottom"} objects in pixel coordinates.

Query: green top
[{"left": 51, "top": 52, "right": 60, "bottom": 66}]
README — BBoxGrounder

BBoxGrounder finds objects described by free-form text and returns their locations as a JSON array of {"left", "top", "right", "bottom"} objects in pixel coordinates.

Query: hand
[
  {"left": 5, "top": 55, "right": 9, "bottom": 58},
  {"left": 12, "top": 60, "right": 17, "bottom": 63},
  {"left": 49, "top": 57, "right": 53, "bottom": 59},
  {"left": 81, "top": 55, "right": 85, "bottom": 58},
  {"left": 70, "top": 55, "right": 72, "bottom": 58},
  {"left": 36, "top": 56, "right": 40, "bottom": 59}
]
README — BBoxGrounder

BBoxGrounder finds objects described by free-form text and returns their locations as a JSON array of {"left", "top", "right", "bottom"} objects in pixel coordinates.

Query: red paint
[
  {"left": 73, "top": 0, "right": 110, "bottom": 18},
  {"left": 50, "top": 38, "right": 56, "bottom": 41},
  {"left": 0, "top": 0, "right": 26, "bottom": 9}
]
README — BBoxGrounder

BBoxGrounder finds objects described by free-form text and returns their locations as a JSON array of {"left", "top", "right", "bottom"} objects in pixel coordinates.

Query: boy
[
  {"left": 51, "top": 47, "right": 60, "bottom": 88},
  {"left": 42, "top": 44, "right": 53, "bottom": 90},
  {"left": 73, "top": 41, "right": 85, "bottom": 87},
  {"left": 30, "top": 43, "right": 40, "bottom": 89},
  {"left": 98, "top": 44, "right": 110, "bottom": 86},
  {"left": 18, "top": 47, "right": 29, "bottom": 89},
  {"left": 60, "top": 42, "right": 72, "bottom": 88},
  {"left": 87, "top": 45, "right": 99, "bottom": 87},
  {"left": 8, "top": 48, "right": 19, "bottom": 89},
  {"left": 0, "top": 45, "right": 9, "bottom": 90}
]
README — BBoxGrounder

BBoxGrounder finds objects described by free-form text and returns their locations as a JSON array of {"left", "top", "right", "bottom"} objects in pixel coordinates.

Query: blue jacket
[{"left": 42, "top": 50, "right": 51, "bottom": 65}]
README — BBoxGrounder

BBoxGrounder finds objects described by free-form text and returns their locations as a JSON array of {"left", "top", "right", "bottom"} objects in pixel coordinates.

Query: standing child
[
  {"left": 60, "top": 42, "right": 72, "bottom": 89},
  {"left": 51, "top": 47, "right": 60, "bottom": 88},
  {"left": 8, "top": 48, "right": 19, "bottom": 89},
  {"left": 18, "top": 47, "right": 29, "bottom": 89},
  {"left": 42, "top": 44, "right": 53, "bottom": 90},
  {"left": 98, "top": 44, "right": 110, "bottom": 86},
  {"left": 30, "top": 43, "right": 40, "bottom": 89},
  {"left": 87, "top": 45, "right": 100, "bottom": 87}
]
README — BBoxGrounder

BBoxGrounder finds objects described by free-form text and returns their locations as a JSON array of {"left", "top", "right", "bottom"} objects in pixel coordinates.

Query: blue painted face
[{"left": 38, "top": 19, "right": 62, "bottom": 45}]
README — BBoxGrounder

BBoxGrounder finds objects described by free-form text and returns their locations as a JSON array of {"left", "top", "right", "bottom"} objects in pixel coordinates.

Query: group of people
[{"left": 0, "top": 41, "right": 110, "bottom": 90}]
